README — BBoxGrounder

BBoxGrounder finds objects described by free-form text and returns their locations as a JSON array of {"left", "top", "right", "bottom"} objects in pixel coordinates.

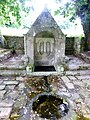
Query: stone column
[
  {"left": 74, "top": 37, "right": 81, "bottom": 55},
  {"left": 26, "top": 37, "right": 34, "bottom": 64}
]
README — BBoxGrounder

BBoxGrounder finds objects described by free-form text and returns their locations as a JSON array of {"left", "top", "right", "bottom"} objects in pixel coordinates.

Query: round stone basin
[{"left": 32, "top": 94, "right": 69, "bottom": 119}]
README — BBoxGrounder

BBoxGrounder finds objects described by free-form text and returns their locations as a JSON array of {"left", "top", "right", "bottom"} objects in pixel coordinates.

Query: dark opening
[
  {"left": 34, "top": 66, "right": 56, "bottom": 72},
  {"left": 32, "top": 95, "right": 69, "bottom": 119}
]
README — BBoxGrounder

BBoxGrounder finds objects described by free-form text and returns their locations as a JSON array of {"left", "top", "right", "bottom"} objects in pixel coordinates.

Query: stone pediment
[{"left": 25, "top": 7, "right": 64, "bottom": 37}]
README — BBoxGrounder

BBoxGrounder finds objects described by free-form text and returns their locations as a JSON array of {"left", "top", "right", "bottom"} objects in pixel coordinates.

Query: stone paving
[
  {"left": 0, "top": 54, "right": 89, "bottom": 119},
  {"left": 0, "top": 74, "right": 89, "bottom": 119}
]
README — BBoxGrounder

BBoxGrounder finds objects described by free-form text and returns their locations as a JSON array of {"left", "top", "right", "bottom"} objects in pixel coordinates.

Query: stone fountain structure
[{"left": 24, "top": 8, "right": 66, "bottom": 72}]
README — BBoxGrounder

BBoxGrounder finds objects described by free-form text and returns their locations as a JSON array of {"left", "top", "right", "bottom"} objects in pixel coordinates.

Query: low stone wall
[
  {"left": 65, "top": 37, "right": 75, "bottom": 55},
  {"left": 4, "top": 36, "right": 24, "bottom": 53},
  {"left": 3, "top": 35, "right": 84, "bottom": 55}
]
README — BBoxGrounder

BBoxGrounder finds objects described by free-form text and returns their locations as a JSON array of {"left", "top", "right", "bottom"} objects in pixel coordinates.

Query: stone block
[
  {"left": 61, "top": 76, "right": 70, "bottom": 83},
  {"left": 0, "top": 107, "right": 12, "bottom": 119},
  {"left": 16, "top": 76, "right": 24, "bottom": 81},
  {"left": 76, "top": 75, "right": 90, "bottom": 80},
  {"left": 0, "top": 101, "right": 13, "bottom": 107},
  {"left": 67, "top": 76, "right": 77, "bottom": 80},
  {"left": 0, "top": 85, "right": 5, "bottom": 90},
  {"left": 65, "top": 82, "right": 75, "bottom": 89},
  {"left": 0, "top": 90, "right": 6, "bottom": 98},
  {"left": 3, "top": 81, "right": 19, "bottom": 85}
]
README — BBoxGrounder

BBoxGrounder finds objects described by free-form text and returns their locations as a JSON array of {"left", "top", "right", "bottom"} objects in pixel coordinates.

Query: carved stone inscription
[{"left": 34, "top": 38, "right": 55, "bottom": 66}]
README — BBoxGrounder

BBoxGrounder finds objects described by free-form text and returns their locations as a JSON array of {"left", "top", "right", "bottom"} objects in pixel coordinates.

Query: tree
[
  {"left": 0, "top": 0, "right": 21, "bottom": 28},
  {"left": 0, "top": 0, "right": 33, "bottom": 28},
  {"left": 55, "top": 0, "right": 90, "bottom": 50},
  {"left": 75, "top": 0, "right": 90, "bottom": 50}
]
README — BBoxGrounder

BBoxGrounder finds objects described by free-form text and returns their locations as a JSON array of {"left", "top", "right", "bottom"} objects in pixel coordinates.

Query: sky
[
  {"left": 24, "top": 0, "right": 84, "bottom": 36},
  {"left": 1, "top": 0, "right": 84, "bottom": 36}
]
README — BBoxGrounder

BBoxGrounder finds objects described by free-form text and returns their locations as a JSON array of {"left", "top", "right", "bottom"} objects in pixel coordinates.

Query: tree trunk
[{"left": 80, "top": 12, "right": 90, "bottom": 51}]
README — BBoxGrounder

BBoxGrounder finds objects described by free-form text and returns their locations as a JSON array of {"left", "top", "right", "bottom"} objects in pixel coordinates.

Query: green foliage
[
  {"left": 55, "top": 0, "right": 90, "bottom": 23},
  {"left": 0, "top": 0, "right": 21, "bottom": 28},
  {"left": 0, "top": 0, "right": 33, "bottom": 28}
]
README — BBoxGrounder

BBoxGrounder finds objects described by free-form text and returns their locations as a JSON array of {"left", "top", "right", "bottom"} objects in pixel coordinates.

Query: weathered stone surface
[
  {"left": 14, "top": 95, "right": 27, "bottom": 109},
  {"left": 85, "top": 98, "right": 90, "bottom": 109},
  {"left": 6, "top": 85, "right": 16, "bottom": 90},
  {"left": 0, "top": 85, "right": 5, "bottom": 90},
  {"left": 61, "top": 76, "right": 70, "bottom": 83},
  {"left": 3, "top": 81, "right": 19, "bottom": 85},
  {"left": 0, "top": 107, "right": 12, "bottom": 118},
  {"left": 0, "top": 70, "right": 25, "bottom": 76},
  {"left": 6, "top": 90, "right": 19, "bottom": 100},
  {"left": 16, "top": 76, "right": 24, "bottom": 81},
  {"left": 57, "top": 91, "right": 71, "bottom": 98},
  {"left": 0, "top": 101, "right": 13, "bottom": 107},
  {"left": 0, "top": 90, "right": 6, "bottom": 98},
  {"left": 18, "top": 83, "right": 25, "bottom": 90},
  {"left": 65, "top": 82, "right": 75, "bottom": 89},
  {"left": 82, "top": 79, "right": 90, "bottom": 86},
  {"left": 73, "top": 81, "right": 84, "bottom": 87},
  {"left": 79, "top": 89, "right": 90, "bottom": 98},
  {"left": 67, "top": 76, "right": 77, "bottom": 80},
  {"left": 66, "top": 70, "right": 90, "bottom": 76},
  {"left": 4, "top": 35, "right": 24, "bottom": 50},
  {"left": 76, "top": 75, "right": 90, "bottom": 80},
  {"left": 71, "top": 93, "right": 80, "bottom": 100}
]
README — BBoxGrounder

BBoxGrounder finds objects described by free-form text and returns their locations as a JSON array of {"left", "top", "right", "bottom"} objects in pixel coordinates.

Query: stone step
[
  {"left": 79, "top": 51, "right": 90, "bottom": 64},
  {"left": 66, "top": 70, "right": 90, "bottom": 76},
  {"left": 0, "top": 70, "right": 26, "bottom": 76},
  {"left": 0, "top": 64, "right": 26, "bottom": 70},
  {"left": 68, "top": 64, "right": 90, "bottom": 70},
  {"left": 0, "top": 50, "right": 11, "bottom": 62}
]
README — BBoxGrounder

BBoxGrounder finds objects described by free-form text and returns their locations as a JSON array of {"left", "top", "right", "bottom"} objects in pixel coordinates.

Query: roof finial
[
  {"left": 43, "top": 3, "right": 48, "bottom": 12},
  {"left": 44, "top": 3, "right": 48, "bottom": 8}
]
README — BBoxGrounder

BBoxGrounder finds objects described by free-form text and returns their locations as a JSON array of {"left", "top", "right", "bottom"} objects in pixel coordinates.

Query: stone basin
[{"left": 28, "top": 92, "right": 76, "bottom": 120}]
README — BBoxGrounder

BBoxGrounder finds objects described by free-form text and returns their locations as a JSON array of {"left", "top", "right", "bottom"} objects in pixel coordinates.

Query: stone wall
[
  {"left": 4, "top": 36, "right": 24, "bottom": 53},
  {"left": 0, "top": 30, "right": 5, "bottom": 48},
  {"left": 3, "top": 35, "right": 84, "bottom": 55},
  {"left": 65, "top": 37, "right": 74, "bottom": 55}
]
